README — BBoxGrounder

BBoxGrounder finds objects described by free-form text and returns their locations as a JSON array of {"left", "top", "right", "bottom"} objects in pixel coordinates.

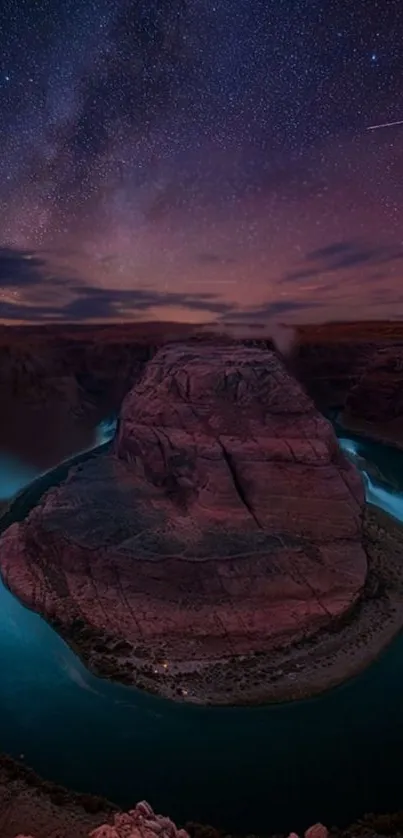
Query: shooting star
[{"left": 367, "top": 119, "right": 403, "bottom": 131}]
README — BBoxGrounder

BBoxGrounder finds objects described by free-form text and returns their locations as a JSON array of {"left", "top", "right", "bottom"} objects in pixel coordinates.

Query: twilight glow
[{"left": 0, "top": 0, "right": 403, "bottom": 325}]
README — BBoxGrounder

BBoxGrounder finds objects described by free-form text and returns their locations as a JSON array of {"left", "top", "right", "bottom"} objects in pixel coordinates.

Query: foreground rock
[
  {"left": 0, "top": 753, "right": 116, "bottom": 838},
  {"left": 89, "top": 800, "right": 189, "bottom": 838},
  {"left": 9, "top": 804, "right": 403, "bottom": 838},
  {"left": 0, "top": 782, "right": 182, "bottom": 838},
  {"left": 1, "top": 342, "right": 403, "bottom": 704}
]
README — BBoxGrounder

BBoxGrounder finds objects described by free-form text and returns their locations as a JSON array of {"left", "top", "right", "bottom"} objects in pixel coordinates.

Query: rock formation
[
  {"left": 292, "top": 323, "right": 403, "bottom": 445},
  {"left": 0, "top": 334, "right": 153, "bottom": 419},
  {"left": 89, "top": 801, "right": 189, "bottom": 838},
  {"left": 0, "top": 752, "right": 116, "bottom": 838},
  {"left": 343, "top": 346, "right": 403, "bottom": 426},
  {"left": 0, "top": 809, "right": 331, "bottom": 838},
  {"left": 3, "top": 340, "right": 399, "bottom": 703},
  {"left": 293, "top": 340, "right": 378, "bottom": 412},
  {"left": 0, "top": 329, "right": 156, "bottom": 471}
]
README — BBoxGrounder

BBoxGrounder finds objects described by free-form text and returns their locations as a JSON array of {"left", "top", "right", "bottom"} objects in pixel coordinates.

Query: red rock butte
[{"left": 0, "top": 341, "right": 378, "bottom": 702}]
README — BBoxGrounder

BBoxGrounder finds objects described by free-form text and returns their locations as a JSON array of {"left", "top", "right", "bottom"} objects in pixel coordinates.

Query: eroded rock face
[
  {"left": 293, "top": 337, "right": 403, "bottom": 442},
  {"left": 293, "top": 342, "right": 379, "bottom": 411},
  {"left": 0, "top": 334, "right": 155, "bottom": 471},
  {"left": 0, "top": 337, "right": 153, "bottom": 417},
  {"left": 0, "top": 342, "right": 369, "bottom": 703},
  {"left": 343, "top": 346, "right": 403, "bottom": 424}
]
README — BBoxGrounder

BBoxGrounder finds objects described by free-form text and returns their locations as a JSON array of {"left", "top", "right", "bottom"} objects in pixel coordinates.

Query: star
[{"left": 0, "top": 0, "right": 401, "bottom": 326}]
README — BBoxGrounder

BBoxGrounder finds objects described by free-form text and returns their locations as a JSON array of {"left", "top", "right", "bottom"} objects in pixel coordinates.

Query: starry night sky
[{"left": 0, "top": 0, "right": 402, "bottom": 326}]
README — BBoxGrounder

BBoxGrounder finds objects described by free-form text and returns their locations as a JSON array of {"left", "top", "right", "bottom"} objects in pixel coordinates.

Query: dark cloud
[
  {"left": 0, "top": 248, "right": 48, "bottom": 287},
  {"left": 308, "top": 242, "right": 354, "bottom": 261},
  {"left": 63, "top": 285, "right": 235, "bottom": 320},
  {"left": 0, "top": 248, "right": 83, "bottom": 294},
  {"left": 0, "top": 246, "right": 238, "bottom": 321},
  {"left": 283, "top": 239, "right": 403, "bottom": 284},
  {"left": 282, "top": 266, "right": 318, "bottom": 282},
  {"left": 196, "top": 252, "right": 236, "bottom": 265},
  {"left": 220, "top": 298, "right": 323, "bottom": 323},
  {"left": 0, "top": 301, "right": 65, "bottom": 321}
]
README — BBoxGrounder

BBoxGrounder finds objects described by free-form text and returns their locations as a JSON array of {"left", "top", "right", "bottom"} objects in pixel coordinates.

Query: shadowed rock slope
[
  {"left": 293, "top": 332, "right": 403, "bottom": 447},
  {"left": 1, "top": 342, "right": 403, "bottom": 704}
]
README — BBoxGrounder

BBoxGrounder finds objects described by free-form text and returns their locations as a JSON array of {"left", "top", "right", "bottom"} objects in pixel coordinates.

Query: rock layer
[
  {"left": 343, "top": 345, "right": 403, "bottom": 424},
  {"left": 293, "top": 341, "right": 378, "bottom": 411}
]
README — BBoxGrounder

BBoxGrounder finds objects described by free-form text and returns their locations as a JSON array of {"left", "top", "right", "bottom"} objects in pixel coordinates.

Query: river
[{"left": 0, "top": 423, "right": 402, "bottom": 834}]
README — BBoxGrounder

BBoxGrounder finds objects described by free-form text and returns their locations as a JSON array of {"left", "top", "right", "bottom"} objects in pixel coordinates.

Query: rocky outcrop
[
  {"left": 87, "top": 808, "right": 326, "bottom": 838},
  {"left": 10, "top": 811, "right": 403, "bottom": 838},
  {"left": 0, "top": 792, "right": 183, "bottom": 838},
  {"left": 343, "top": 346, "right": 403, "bottom": 424},
  {"left": 0, "top": 332, "right": 155, "bottom": 471},
  {"left": 0, "top": 336, "right": 153, "bottom": 418},
  {"left": 0, "top": 327, "right": 237, "bottom": 471},
  {"left": 303, "top": 826, "right": 328, "bottom": 838},
  {"left": 89, "top": 801, "right": 189, "bottom": 838},
  {"left": 292, "top": 328, "right": 403, "bottom": 445},
  {"left": 0, "top": 752, "right": 116, "bottom": 838},
  {"left": 0, "top": 341, "right": 391, "bottom": 704},
  {"left": 293, "top": 341, "right": 380, "bottom": 412}
]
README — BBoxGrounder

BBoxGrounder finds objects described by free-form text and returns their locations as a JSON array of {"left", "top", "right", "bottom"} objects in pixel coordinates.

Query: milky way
[{"left": 0, "top": 0, "right": 403, "bottom": 325}]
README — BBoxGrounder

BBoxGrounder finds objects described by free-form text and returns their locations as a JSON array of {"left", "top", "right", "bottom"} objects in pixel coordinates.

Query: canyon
[
  {"left": 292, "top": 321, "right": 403, "bottom": 447},
  {"left": 0, "top": 337, "right": 402, "bottom": 705},
  {"left": 1, "top": 320, "right": 403, "bottom": 837},
  {"left": 1, "top": 319, "right": 403, "bottom": 457}
]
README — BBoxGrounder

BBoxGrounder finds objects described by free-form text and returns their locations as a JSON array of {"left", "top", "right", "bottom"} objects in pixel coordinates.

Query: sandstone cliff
[
  {"left": 0, "top": 336, "right": 154, "bottom": 418},
  {"left": 342, "top": 345, "right": 403, "bottom": 430},
  {"left": 293, "top": 341, "right": 378, "bottom": 411},
  {"left": 293, "top": 331, "right": 403, "bottom": 445},
  {"left": 0, "top": 332, "right": 156, "bottom": 470}
]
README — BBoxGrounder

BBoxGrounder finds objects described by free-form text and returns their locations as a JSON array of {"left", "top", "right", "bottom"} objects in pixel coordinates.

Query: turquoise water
[{"left": 0, "top": 425, "right": 403, "bottom": 833}]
